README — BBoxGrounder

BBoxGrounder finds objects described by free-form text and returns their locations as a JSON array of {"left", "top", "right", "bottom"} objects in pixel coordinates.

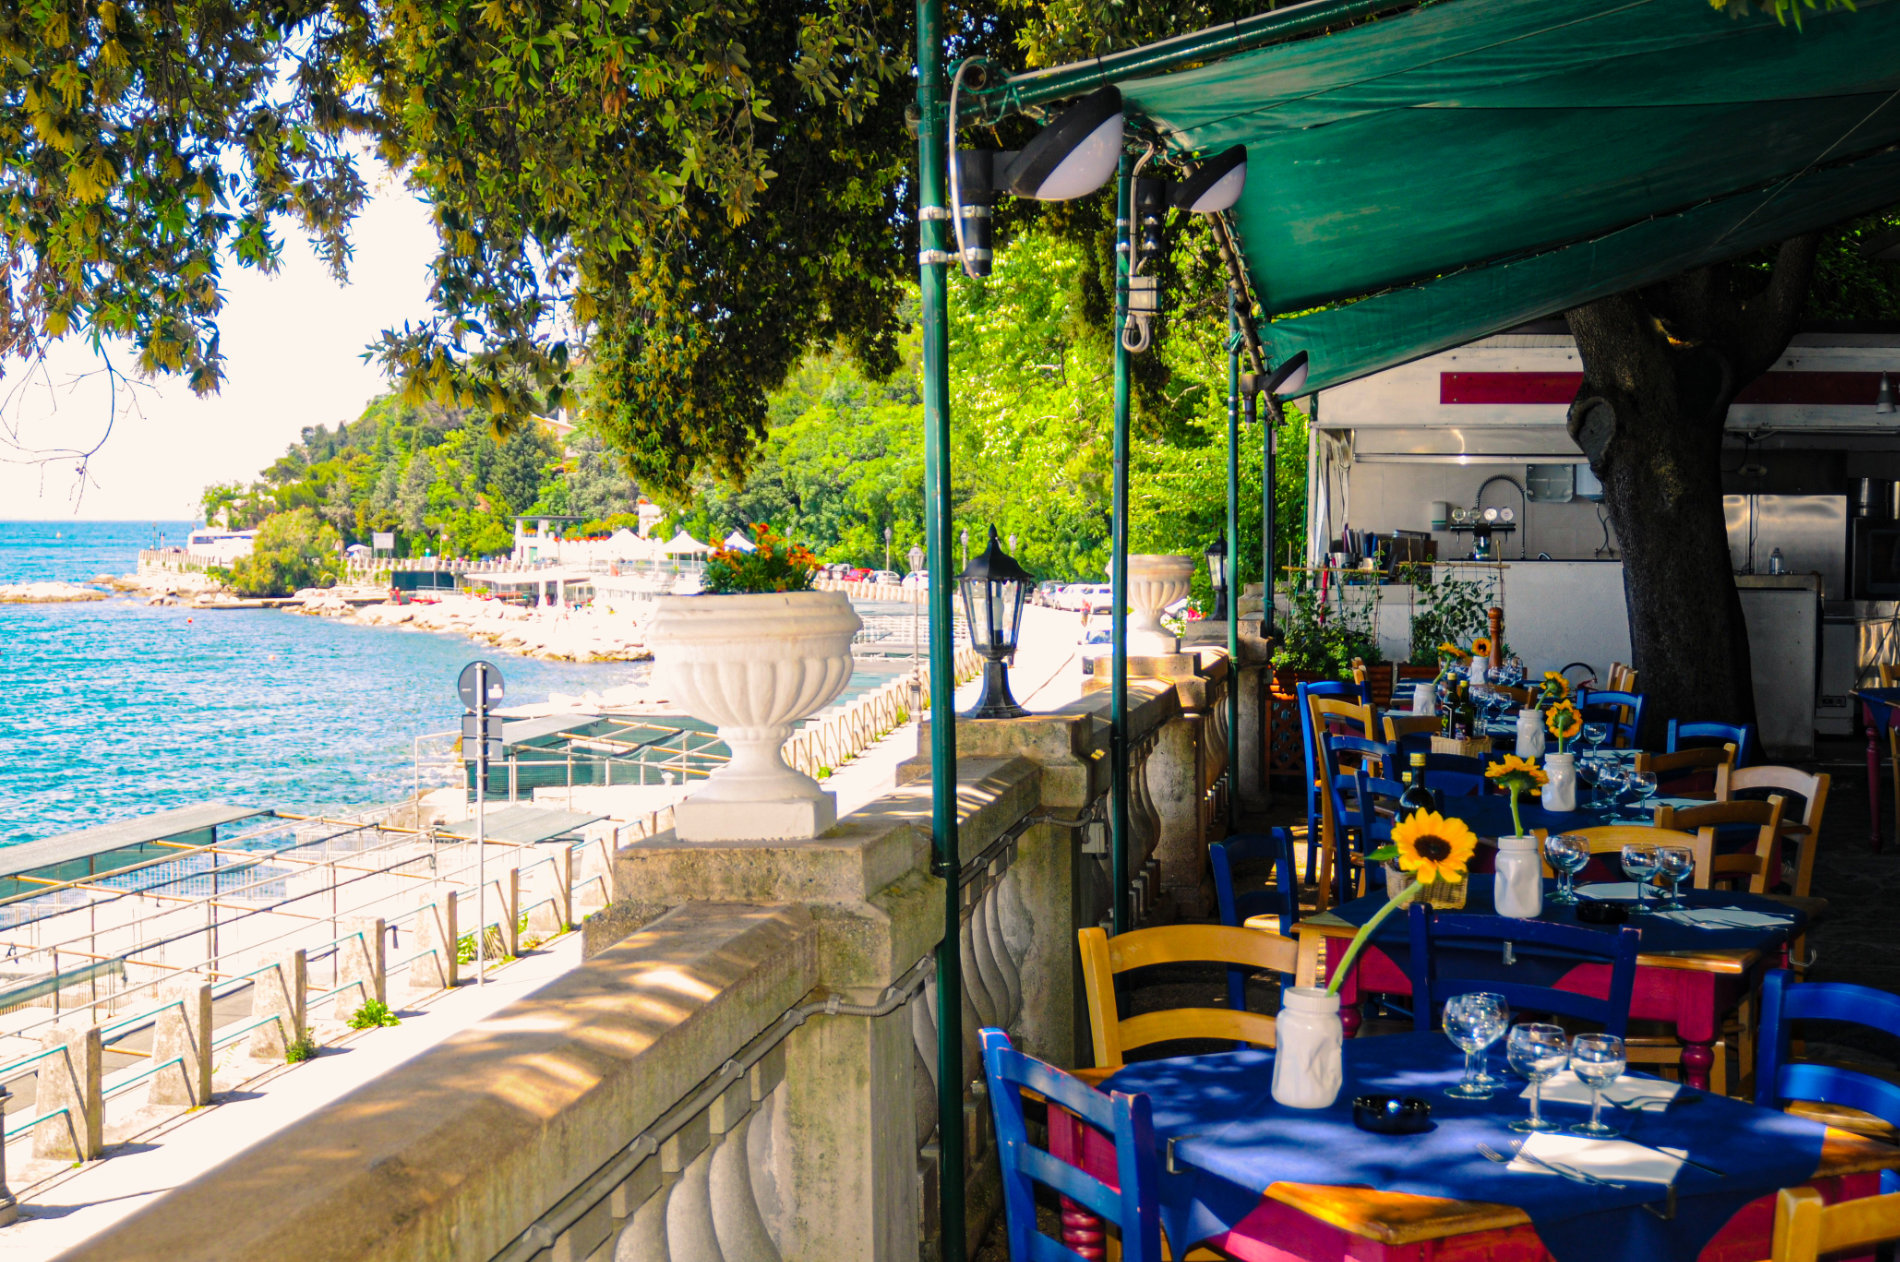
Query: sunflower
[
  {"left": 1437, "top": 641, "right": 1470, "bottom": 661},
  {"left": 1541, "top": 671, "right": 1570, "bottom": 702},
  {"left": 1389, "top": 811, "right": 1479, "bottom": 886},
  {"left": 1470, "top": 636, "right": 1494, "bottom": 658},
  {"left": 1546, "top": 699, "right": 1584, "bottom": 743},
  {"left": 1486, "top": 754, "right": 1549, "bottom": 788}
]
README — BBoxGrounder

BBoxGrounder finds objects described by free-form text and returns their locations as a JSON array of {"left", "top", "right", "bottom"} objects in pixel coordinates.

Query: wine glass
[
  {"left": 1625, "top": 770, "right": 1658, "bottom": 821},
  {"left": 1582, "top": 722, "right": 1610, "bottom": 754},
  {"left": 1621, "top": 843, "right": 1660, "bottom": 914},
  {"left": 1507, "top": 1023, "right": 1570, "bottom": 1132},
  {"left": 1592, "top": 762, "right": 1628, "bottom": 811},
  {"left": 1654, "top": 844, "right": 1696, "bottom": 911},
  {"left": 1569, "top": 1033, "right": 1628, "bottom": 1138},
  {"left": 1544, "top": 833, "right": 1590, "bottom": 904},
  {"left": 1443, "top": 992, "right": 1510, "bottom": 1099}
]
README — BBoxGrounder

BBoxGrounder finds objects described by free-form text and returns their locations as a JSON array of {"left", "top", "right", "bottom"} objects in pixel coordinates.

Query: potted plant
[
  {"left": 1401, "top": 563, "right": 1496, "bottom": 677},
  {"left": 645, "top": 523, "right": 863, "bottom": 842}
]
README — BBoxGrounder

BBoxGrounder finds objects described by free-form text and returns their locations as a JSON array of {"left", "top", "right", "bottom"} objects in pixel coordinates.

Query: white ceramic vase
[
  {"left": 646, "top": 590, "right": 863, "bottom": 841},
  {"left": 1515, "top": 709, "right": 1548, "bottom": 759},
  {"left": 1411, "top": 682, "right": 1437, "bottom": 715},
  {"left": 1122, "top": 554, "right": 1195, "bottom": 656},
  {"left": 1270, "top": 987, "right": 1344, "bottom": 1109},
  {"left": 1540, "top": 752, "right": 1578, "bottom": 813},
  {"left": 1495, "top": 836, "right": 1545, "bottom": 919}
]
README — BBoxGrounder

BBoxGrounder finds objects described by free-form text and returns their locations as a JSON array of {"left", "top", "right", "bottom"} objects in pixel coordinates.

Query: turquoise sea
[{"left": 0, "top": 521, "right": 901, "bottom": 848}]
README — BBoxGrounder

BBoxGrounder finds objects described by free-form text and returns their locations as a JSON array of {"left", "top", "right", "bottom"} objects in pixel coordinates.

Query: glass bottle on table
[
  {"left": 1453, "top": 682, "right": 1476, "bottom": 741},
  {"left": 1507, "top": 1022, "right": 1570, "bottom": 1132},
  {"left": 1400, "top": 753, "right": 1436, "bottom": 817}
]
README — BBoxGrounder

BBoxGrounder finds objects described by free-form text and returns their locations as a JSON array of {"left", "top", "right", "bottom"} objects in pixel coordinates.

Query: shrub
[
  {"left": 348, "top": 1000, "right": 401, "bottom": 1030},
  {"left": 226, "top": 508, "right": 343, "bottom": 597},
  {"left": 700, "top": 523, "right": 819, "bottom": 594},
  {"left": 285, "top": 1034, "right": 319, "bottom": 1063}
]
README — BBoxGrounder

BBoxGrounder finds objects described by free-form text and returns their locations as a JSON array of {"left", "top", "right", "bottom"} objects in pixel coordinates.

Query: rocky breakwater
[
  {"left": 0, "top": 580, "right": 109, "bottom": 604},
  {"left": 296, "top": 591, "right": 652, "bottom": 663}
]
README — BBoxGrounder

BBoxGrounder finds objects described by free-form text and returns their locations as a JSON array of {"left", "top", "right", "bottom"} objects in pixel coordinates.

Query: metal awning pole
[
  {"left": 915, "top": 0, "right": 965, "bottom": 1254},
  {"left": 1254, "top": 387, "right": 1279, "bottom": 638},
  {"left": 1226, "top": 288, "right": 1242, "bottom": 830},
  {"left": 1110, "top": 153, "right": 1132, "bottom": 937}
]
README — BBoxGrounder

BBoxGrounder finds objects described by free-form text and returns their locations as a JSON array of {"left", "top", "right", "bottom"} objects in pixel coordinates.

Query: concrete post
[
  {"left": 248, "top": 949, "right": 308, "bottom": 1060},
  {"left": 497, "top": 868, "right": 520, "bottom": 959},
  {"left": 0, "top": 1086, "right": 16, "bottom": 1225},
  {"left": 334, "top": 916, "right": 387, "bottom": 1019},
  {"left": 527, "top": 850, "right": 572, "bottom": 941},
  {"left": 151, "top": 977, "right": 213, "bottom": 1107},
  {"left": 411, "top": 894, "right": 458, "bottom": 992},
  {"left": 34, "top": 1024, "right": 102, "bottom": 1161}
]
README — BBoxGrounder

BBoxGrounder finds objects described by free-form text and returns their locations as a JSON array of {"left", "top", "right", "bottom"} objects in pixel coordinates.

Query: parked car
[
  {"left": 843, "top": 567, "right": 873, "bottom": 582},
  {"left": 1078, "top": 612, "right": 1114, "bottom": 674},
  {"left": 902, "top": 571, "right": 930, "bottom": 589},
  {"left": 870, "top": 569, "right": 901, "bottom": 585}
]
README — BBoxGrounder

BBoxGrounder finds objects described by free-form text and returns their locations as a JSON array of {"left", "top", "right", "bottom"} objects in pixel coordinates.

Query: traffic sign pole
[{"left": 458, "top": 661, "right": 505, "bottom": 988}]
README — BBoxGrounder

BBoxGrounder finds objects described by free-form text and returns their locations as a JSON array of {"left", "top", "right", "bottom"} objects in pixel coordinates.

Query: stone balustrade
[{"left": 60, "top": 648, "right": 1244, "bottom": 1261}]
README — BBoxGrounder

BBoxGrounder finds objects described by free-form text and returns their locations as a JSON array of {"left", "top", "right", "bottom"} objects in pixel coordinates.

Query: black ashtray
[
  {"left": 1353, "top": 1095, "right": 1434, "bottom": 1135},
  {"left": 1578, "top": 900, "right": 1631, "bottom": 925}
]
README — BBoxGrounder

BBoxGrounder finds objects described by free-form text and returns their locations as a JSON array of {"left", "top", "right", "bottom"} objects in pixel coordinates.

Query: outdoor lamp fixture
[
  {"left": 958, "top": 526, "right": 1034, "bottom": 719},
  {"left": 1205, "top": 536, "right": 1229, "bottom": 621},
  {"left": 1169, "top": 145, "right": 1248, "bottom": 215},
  {"left": 950, "top": 84, "right": 1125, "bottom": 278},
  {"left": 1242, "top": 349, "right": 1308, "bottom": 640},
  {"left": 1123, "top": 145, "right": 1249, "bottom": 353},
  {"left": 1879, "top": 372, "right": 1894, "bottom": 415}
]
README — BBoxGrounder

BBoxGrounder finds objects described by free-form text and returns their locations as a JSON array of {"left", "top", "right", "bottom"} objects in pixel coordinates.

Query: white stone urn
[
  {"left": 1121, "top": 554, "right": 1195, "bottom": 656},
  {"left": 646, "top": 590, "right": 863, "bottom": 842}
]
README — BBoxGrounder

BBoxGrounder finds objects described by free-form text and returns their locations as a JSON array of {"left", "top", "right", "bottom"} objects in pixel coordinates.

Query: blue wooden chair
[
  {"left": 1324, "top": 733, "right": 1398, "bottom": 906},
  {"left": 1668, "top": 718, "right": 1758, "bottom": 769},
  {"left": 1423, "top": 751, "right": 1489, "bottom": 797},
  {"left": 1577, "top": 687, "right": 1647, "bottom": 749},
  {"left": 1297, "top": 679, "right": 1371, "bottom": 879},
  {"left": 1407, "top": 904, "right": 1641, "bottom": 1037},
  {"left": 1210, "top": 828, "right": 1300, "bottom": 1013},
  {"left": 981, "top": 1027, "right": 1164, "bottom": 1262},
  {"left": 1757, "top": 969, "right": 1900, "bottom": 1190}
]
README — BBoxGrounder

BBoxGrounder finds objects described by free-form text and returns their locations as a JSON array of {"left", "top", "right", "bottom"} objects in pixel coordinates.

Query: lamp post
[
  {"left": 1205, "top": 536, "right": 1229, "bottom": 621},
  {"left": 960, "top": 526, "right": 969, "bottom": 569},
  {"left": 959, "top": 527, "right": 1033, "bottom": 718},
  {"left": 885, "top": 524, "right": 894, "bottom": 570}
]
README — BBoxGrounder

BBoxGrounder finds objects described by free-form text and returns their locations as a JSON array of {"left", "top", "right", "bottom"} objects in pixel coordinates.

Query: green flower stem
[
  {"left": 1509, "top": 785, "right": 1525, "bottom": 838},
  {"left": 1324, "top": 879, "right": 1425, "bottom": 998}
]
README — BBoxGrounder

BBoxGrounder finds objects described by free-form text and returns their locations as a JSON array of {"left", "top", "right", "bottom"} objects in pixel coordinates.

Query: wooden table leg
[
  {"left": 1681, "top": 1039, "right": 1715, "bottom": 1092},
  {"left": 1050, "top": 1104, "right": 1106, "bottom": 1259}
]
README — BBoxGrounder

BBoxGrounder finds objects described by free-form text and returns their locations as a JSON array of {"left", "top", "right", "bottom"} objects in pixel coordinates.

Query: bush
[
  {"left": 226, "top": 508, "right": 343, "bottom": 597},
  {"left": 284, "top": 1034, "right": 319, "bottom": 1063},
  {"left": 701, "top": 523, "right": 819, "bottom": 594},
  {"left": 347, "top": 1000, "right": 401, "bottom": 1030}
]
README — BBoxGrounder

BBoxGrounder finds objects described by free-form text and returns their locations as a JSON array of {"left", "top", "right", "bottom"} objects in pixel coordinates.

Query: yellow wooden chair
[
  {"left": 1718, "top": 765, "right": 1830, "bottom": 968},
  {"left": 1634, "top": 742, "right": 1736, "bottom": 800},
  {"left": 1383, "top": 713, "right": 1440, "bottom": 744},
  {"left": 1608, "top": 661, "right": 1639, "bottom": 692},
  {"left": 1772, "top": 1186, "right": 1900, "bottom": 1262},
  {"left": 1653, "top": 796, "right": 1786, "bottom": 895},
  {"left": 1078, "top": 924, "right": 1300, "bottom": 1071}
]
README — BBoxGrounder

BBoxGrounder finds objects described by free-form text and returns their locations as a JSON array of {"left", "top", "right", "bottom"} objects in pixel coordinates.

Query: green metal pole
[
  {"left": 1261, "top": 390, "right": 1276, "bottom": 634},
  {"left": 1226, "top": 288, "right": 1241, "bottom": 831},
  {"left": 1110, "top": 154, "right": 1132, "bottom": 937},
  {"left": 915, "top": 2, "right": 965, "bottom": 1256}
]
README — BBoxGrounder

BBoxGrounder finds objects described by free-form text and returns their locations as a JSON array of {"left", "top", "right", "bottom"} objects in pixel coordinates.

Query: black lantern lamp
[
  {"left": 1205, "top": 536, "right": 1229, "bottom": 622},
  {"left": 958, "top": 526, "right": 1034, "bottom": 718},
  {"left": 1244, "top": 349, "right": 1310, "bottom": 641}
]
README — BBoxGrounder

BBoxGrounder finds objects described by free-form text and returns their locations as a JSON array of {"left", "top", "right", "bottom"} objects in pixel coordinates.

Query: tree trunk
[{"left": 1564, "top": 235, "right": 1820, "bottom": 744}]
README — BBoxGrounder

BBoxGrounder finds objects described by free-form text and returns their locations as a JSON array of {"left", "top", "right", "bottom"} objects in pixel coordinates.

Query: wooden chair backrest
[
  {"left": 1608, "top": 661, "right": 1639, "bottom": 692},
  {"left": 1653, "top": 796, "right": 1787, "bottom": 893},
  {"left": 1310, "top": 695, "right": 1377, "bottom": 740},
  {"left": 1569, "top": 824, "right": 1698, "bottom": 857},
  {"left": 1719, "top": 765, "right": 1829, "bottom": 898},
  {"left": 1635, "top": 743, "right": 1737, "bottom": 778},
  {"left": 1384, "top": 713, "right": 1440, "bottom": 742},
  {"left": 1491, "top": 683, "right": 1537, "bottom": 707},
  {"left": 1881, "top": 663, "right": 1900, "bottom": 687},
  {"left": 1772, "top": 1186, "right": 1900, "bottom": 1262},
  {"left": 1078, "top": 924, "right": 1299, "bottom": 1069}
]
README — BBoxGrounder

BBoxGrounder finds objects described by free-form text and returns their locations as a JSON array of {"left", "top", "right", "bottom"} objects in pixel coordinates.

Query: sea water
[{"left": 0, "top": 522, "right": 905, "bottom": 847}]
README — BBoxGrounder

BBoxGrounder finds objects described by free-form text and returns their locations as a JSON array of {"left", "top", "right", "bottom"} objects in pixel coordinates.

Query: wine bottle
[{"left": 1399, "top": 752, "right": 1436, "bottom": 817}]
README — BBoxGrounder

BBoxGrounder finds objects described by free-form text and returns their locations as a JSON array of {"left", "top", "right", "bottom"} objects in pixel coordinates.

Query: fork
[{"left": 1477, "top": 1141, "right": 1628, "bottom": 1190}]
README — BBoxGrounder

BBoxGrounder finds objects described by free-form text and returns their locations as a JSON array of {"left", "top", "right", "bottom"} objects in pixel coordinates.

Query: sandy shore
[
  {"left": 0, "top": 580, "right": 111, "bottom": 604},
  {"left": 294, "top": 590, "right": 652, "bottom": 663}
]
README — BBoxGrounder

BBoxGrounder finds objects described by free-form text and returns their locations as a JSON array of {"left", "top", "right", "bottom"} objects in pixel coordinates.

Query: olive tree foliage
[{"left": 1, "top": 0, "right": 919, "bottom": 494}]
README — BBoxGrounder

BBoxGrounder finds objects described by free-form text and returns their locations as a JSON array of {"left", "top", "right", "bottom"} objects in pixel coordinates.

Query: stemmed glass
[
  {"left": 1621, "top": 844, "right": 1660, "bottom": 914},
  {"left": 1507, "top": 1023, "right": 1570, "bottom": 1132},
  {"left": 1544, "top": 833, "right": 1590, "bottom": 904},
  {"left": 1443, "top": 992, "right": 1510, "bottom": 1099},
  {"left": 1623, "top": 770, "right": 1658, "bottom": 821},
  {"left": 1569, "top": 1033, "right": 1628, "bottom": 1138},
  {"left": 1593, "top": 763, "right": 1628, "bottom": 811},
  {"left": 1654, "top": 844, "right": 1696, "bottom": 911},
  {"left": 1582, "top": 722, "right": 1611, "bottom": 754}
]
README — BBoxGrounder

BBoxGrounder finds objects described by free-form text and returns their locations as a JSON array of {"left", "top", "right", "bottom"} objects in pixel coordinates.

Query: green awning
[{"left": 1084, "top": 0, "right": 1900, "bottom": 390}]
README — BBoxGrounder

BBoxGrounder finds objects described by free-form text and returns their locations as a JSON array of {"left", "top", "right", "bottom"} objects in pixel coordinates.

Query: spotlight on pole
[{"left": 1169, "top": 145, "right": 1248, "bottom": 215}]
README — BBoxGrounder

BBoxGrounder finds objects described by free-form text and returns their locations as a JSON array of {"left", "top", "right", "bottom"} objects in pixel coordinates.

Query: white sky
[{"left": 0, "top": 169, "right": 436, "bottom": 522}]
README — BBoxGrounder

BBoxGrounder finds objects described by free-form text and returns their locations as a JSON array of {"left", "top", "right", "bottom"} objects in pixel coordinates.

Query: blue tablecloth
[
  {"left": 1331, "top": 875, "right": 1804, "bottom": 966},
  {"left": 1105, "top": 1031, "right": 1827, "bottom": 1262},
  {"left": 1435, "top": 793, "right": 1704, "bottom": 839}
]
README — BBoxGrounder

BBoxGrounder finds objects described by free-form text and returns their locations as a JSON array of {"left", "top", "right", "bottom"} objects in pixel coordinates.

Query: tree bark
[{"left": 1564, "top": 234, "right": 1820, "bottom": 744}]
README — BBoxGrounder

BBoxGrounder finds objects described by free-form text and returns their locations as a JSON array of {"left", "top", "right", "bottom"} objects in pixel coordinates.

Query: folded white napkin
[
  {"left": 1508, "top": 1132, "right": 1684, "bottom": 1184},
  {"left": 1577, "top": 882, "right": 1643, "bottom": 900},
  {"left": 1653, "top": 907, "right": 1793, "bottom": 930},
  {"left": 1526, "top": 1069, "right": 1679, "bottom": 1110}
]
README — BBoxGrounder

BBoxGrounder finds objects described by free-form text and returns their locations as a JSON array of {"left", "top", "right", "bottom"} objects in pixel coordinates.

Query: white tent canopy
[
  {"left": 607, "top": 528, "right": 661, "bottom": 561},
  {"left": 663, "top": 530, "right": 711, "bottom": 555},
  {"left": 721, "top": 530, "right": 757, "bottom": 554}
]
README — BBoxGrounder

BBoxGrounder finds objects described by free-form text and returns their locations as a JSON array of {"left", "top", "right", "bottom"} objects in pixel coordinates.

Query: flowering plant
[
  {"left": 1470, "top": 635, "right": 1494, "bottom": 660},
  {"left": 1537, "top": 671, "right": 1570, "bottom": 709},
  {"left": 1486, "top": 754, "right": 1549, "bottom": 836},
  {"left": 701, "top": 523, "right": 821, "bottom": 594},
  {"left": 1546, "top": 699, "right": 1584, "bottom": 752},
  {"left": 1324, "top": 810, "right": 1478, "bottom": 996}
]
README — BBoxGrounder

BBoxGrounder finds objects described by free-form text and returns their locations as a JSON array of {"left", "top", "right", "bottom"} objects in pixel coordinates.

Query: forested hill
[{"left": 200, "top": 395, "right": 643, "bottom": 559}]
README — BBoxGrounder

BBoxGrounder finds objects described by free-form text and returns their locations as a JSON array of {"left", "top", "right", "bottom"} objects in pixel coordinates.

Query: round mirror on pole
[
  {"left": 1204, "top": 536, "right": 1229, "bottom": 621},
  {"left": 958, "top": 526, "right": 1034, "bottom": 718}
]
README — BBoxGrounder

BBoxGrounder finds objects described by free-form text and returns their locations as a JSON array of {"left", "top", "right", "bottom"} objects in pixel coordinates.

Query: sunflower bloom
[
  {"left": 1486, "top": 754, "right": 1549, "bottom": 788},
  {"left": 1541, "top": 671, "right": 1570, "bottom": 702},
  {"left": 1471, "top": 636, "right": 1494, "bottom": 659},
  {"left": 1437, "top": 641, "right": 1469, "bottom": 661},
  {"left": 1546, "top": 700, "right": 1583, "bottom": 740},
  {"left": 1390, "top": 811, "right": 1478, "bottom": 886}
]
